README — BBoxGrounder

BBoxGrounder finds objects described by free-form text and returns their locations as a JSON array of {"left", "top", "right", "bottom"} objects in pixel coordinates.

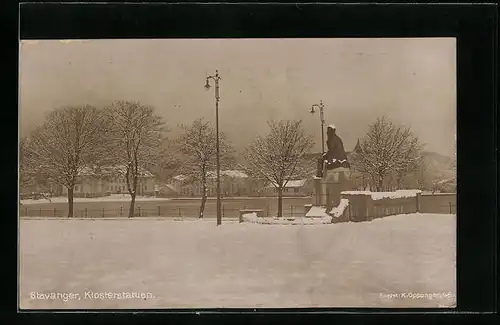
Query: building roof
[
  {"left": 207, "top": 170, "right": 249, "bottom": 179},
  {"left": 222, "top": 170, "right": 249, "bottom": 178},
  {"left": 173, "top": 174, "right": 188, "bottom": 181},
  {"left": 353, "top": 138, "right": 362, "bottom": 153},
  {"left": 76, "top": 166, "right": 97, "bottom": 177},
  {"left": 101, "top": 165, "right": 154, "bottom": 178},
  {"left": 285, "top": 179, "right": 307, "bottom": 187},
  {"left": 267, "top": 179, "right": 307, "bottom": 188},
  {"left": 77, "top": 165, "right": 154, "bottom": 178}
]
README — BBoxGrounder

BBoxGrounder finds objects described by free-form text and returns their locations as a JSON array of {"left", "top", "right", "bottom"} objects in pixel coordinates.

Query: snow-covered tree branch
[
  {"left": 27, "top": 105, "right": 111, "bottom": 217},
  {"left": 243, "top": 120, "right": 313, "bottom": 218},
  {"left": 19, "top": 136, "right": 35, "bottom": 191},
  {"left": 172, "top": 118, "right": 235, "bottom": 218},
  {"left": 350, "top": 116, "right": 423, "bottom": 191},
  {"left": 106, "top": 100, "right": 166, "bottom": 218}
]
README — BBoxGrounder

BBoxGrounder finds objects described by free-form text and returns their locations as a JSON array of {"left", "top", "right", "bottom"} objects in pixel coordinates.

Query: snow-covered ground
[
  {"left": 19, "top": 213, "right": 456, "bottom": 309},
  {"left": 21, "top": 194, "right": 172, "bottom": 205},
  {"left": 243, "top": 212, "right": 332, "bottom": 225}
]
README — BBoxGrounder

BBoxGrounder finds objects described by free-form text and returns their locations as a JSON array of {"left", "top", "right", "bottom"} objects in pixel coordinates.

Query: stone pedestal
[
  {"left": 312, "top": 167, "right": 351, "bottom": 211},
  {"left": 313, "top": 177, "right": 322, "bottom": 206}
]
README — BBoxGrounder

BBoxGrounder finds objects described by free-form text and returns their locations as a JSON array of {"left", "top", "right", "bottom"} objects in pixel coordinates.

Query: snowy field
[{"left": 19, "top": 213, "right": 456, "bottom": 309}]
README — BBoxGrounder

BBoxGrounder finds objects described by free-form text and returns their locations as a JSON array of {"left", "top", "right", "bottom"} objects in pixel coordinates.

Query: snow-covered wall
[
  {"left": 420, "top": 193, "right": 456, "bottom": 214},
  {"left": 341, "top": 190, "right": 422, "bottom": 200},
  {"left": 340, "top": 190, "right": 422, "bottom": 222}
]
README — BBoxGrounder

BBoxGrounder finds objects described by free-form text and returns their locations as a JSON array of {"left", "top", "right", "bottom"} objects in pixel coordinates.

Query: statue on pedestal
[{"left": 316, "top": 124, "right": 350, "bottom": 178}]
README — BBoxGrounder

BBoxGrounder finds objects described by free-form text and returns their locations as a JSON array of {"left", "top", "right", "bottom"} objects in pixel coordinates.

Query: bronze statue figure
[{"left": 316, "top": 124, "right": 350, "bottom": 178}]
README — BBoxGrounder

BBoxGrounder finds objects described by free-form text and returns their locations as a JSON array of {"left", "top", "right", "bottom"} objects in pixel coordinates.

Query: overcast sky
[{"left": 19, "top": 38, "right": 456, "bottom": 156}]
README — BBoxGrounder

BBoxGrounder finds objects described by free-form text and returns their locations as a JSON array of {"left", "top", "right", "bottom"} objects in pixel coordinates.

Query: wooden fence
[
  {"left": 19, "top": 204, "right": 307, "bottom": 219},
  {"left": 341, "top": 192, "right": 456, "bottom": 222}
]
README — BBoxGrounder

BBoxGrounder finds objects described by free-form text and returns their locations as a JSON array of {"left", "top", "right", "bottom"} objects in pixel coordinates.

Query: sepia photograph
[{"left": 18, "top": 38, "right": 456, "bottom": 309}]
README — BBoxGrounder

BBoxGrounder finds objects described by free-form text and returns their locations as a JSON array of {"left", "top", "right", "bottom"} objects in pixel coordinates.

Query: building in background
[
  {"left": 154, "top": 183, "right": 179, "bottom": 197},
  {"left": 261, "top": 179, "right": 313, "bottom": 197},
  {"left": 171, "top": 170, "right": 256, "bottom": 197},
  {"left": 61, "top": 165, "right": 156, "bottom": 198},
  {"left": 170, "top": 174, "right": 188, "bottom": 195},
  {"left": 208, "top": 170, "right": 250, "bottom": 197},
  {"left": 103, "top": 165, "right": 155, "bottom": 196}
]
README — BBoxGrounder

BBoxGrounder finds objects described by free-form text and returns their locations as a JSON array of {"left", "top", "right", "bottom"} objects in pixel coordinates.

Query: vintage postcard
[{"left": 19, "top": 38, "right": 456, "bottom": 309}]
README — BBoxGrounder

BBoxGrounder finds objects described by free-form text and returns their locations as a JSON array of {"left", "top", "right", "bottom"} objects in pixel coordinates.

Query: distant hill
[
  {"left": 420, "top": 151, "right": 454, "bottom": 169},
  {"left": 416, "top": 151, "right": 455, "bottom": 191}
]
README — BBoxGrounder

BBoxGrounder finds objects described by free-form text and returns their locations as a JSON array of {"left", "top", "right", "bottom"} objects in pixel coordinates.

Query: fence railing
[
  {"left": 19, "top": 204, "right": 309, "bottom": 219},
  {"left": 419, "top": 202, "right": 456, "bottom": 214},
  {"left": 19, "top": 201, "right": 456, "bottom": 220}
]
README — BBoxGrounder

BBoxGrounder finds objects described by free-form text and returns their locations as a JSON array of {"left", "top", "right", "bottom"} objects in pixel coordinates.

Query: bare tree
[
  {"left": 107, "top": 101, "right": 166, "bottom": 218},
  {"left": 19, "top": 137, "right": 34, "bottom": 191},
  {"left": 350, "top": 116, "right": 423, "bottom": 192},
  {"left": 172, "top": 118, "right": 235, "bottom": 218},
  {"left": 393, "top": 137, "right": 424, "bottom": 189},
  {"left": 243, "top": 120, "right": 314, "bottom": 218},
  {"left": 28, "top": 106, "right": 111, "bottom": 217}
]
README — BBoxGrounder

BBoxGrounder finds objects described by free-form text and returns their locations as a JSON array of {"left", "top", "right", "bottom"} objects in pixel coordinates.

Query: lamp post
[
  {"left": 310, "top": 100, "right": 326, "bottom": 154},
  {"left": 205, "top": 70, "right": 222, "bottom": 226}
]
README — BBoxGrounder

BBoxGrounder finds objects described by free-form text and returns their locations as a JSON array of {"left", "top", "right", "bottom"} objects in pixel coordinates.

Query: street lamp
[
  {"left": 310, "top": 100, "right": 326, "bottom": 154},
  {"left": 205, "top": 70, "right": 222, "bottom": 226}
]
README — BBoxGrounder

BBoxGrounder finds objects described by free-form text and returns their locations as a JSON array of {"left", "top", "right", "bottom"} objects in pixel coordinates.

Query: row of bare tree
[
  {"left": 168, "top": 118, "right": 316, "bottom": 218},
  {"left": 20, "top": 101, "right": 316, "bottom": 219},
  {"left": 20, "top": 100, "right": 443, "bottom": 218},
  {"left": 21, "top": 101, "right": 165, "bottom": 218},
  {"left": 349, "top": 117, "right": 424, "bottom": 192}
]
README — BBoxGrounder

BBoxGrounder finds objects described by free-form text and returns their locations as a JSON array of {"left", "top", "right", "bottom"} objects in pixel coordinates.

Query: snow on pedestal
[
  {"left": 305, "top": 206, "right": 329, "bottom": 218},
  {"left": 330, "top": 198, "right": 349, "bottom": 218}
]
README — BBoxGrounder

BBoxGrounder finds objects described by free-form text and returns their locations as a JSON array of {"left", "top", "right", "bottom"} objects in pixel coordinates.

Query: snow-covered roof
[
  {"left": 207, "top": 170, "right": 249, "bottom": 179},
  {"left": 173, "top": 174, "right": 187, "bottom": 181},
  {"left": 286, "top": 179, "right": 307, "bottom": 187},
  {"left": 267, "top": 179, "right": 307, "bottom": 188},
  {"left": 100, "top": 165, "right": 154, "bottom": 178},
  {"left": 76, "top": 166, "right": 96, "bottom": 177},
  {"left": 76, "top": 165, "right": 154, "bottom": 178},
  {"left": 222, "top": 170, "right": 249, "bottom": 178}
]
